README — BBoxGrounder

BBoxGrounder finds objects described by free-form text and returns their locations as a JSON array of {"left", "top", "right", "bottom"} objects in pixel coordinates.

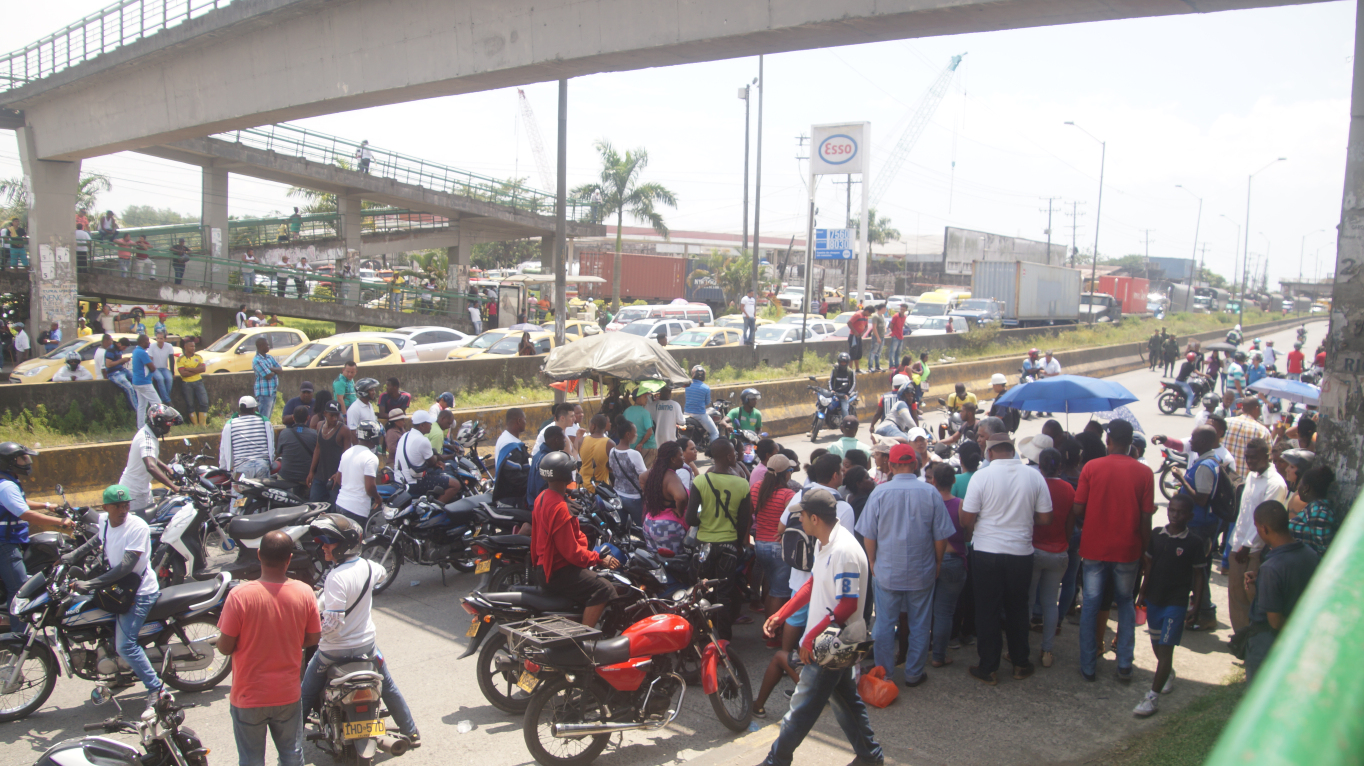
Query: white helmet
[
  {"left": 991, "top": 373, "right": 1008, "bottom": 386},
  {"left": 891, "top": 374, "right": 910, "bottom": 391},
  {"left": 809, "top": 623, "right": 871, "bottom": 670}
]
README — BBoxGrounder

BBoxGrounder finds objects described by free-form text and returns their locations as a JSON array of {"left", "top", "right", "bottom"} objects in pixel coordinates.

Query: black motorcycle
[
  {"left": 807, "top": 378, "right": 856, "bottom": 441},
  {"left": 1157, "top": 446, "right": 1189, "bottom": 501},
  {"left": 236, "top": 477, "right": 310, "bottom": 516},
  {"left": 359, "top": 493, "right": 490, "bottom": 593},
  {"left": 1156, "top": 375, "right": 1213, "bottom": 415},
  {"left": 36, "top": 690, "right": 208, "bottom": 766},
  {"left": 221, "top": 502, "right": 331, "bottom": 585},
  {"left": 680, "top": 397, "right": 732, "bottom": 452}
]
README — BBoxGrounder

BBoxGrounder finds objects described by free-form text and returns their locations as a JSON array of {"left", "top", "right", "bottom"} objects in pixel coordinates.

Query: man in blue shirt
[
  {"left": 1246, "top": 353, "right": 1268, "bottom": 388},
  {"left": 129, "top": 335, "right": 161, "bottom": 426},
  {"left": 683, "top": 366, "right": 718, "bottom": 443},
  {"left": 0, "top": 442, "right": 74, "bottom": 630},
  {"left": 252, "top": 336, "right": 282, "bottom": 420}
]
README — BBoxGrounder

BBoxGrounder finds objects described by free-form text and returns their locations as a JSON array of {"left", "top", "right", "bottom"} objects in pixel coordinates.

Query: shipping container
[
  {"left": 971, "top": 261, "right": 1081, "bottom": 327},
  {"left": 1095, "top": 276, "right": 1151, "bottom": 316},
  {"left": 575, "top": 251, "right": 688, "bottom": 303}
]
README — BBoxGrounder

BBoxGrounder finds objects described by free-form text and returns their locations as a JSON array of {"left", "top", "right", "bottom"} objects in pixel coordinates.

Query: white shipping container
[{"left": 971, "top": 261, "right": 1082, "bottom": 327}]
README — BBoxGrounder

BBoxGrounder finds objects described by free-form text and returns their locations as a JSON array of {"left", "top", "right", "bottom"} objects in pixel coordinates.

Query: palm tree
[
  {"left": 572, "top": 141, "right": 678, "bottom": 311},
  {"left": 847, "top": 208, "right": 900, "bottom": 246},
  {"left": 0, "top": 172, "right": 112, "bottom": 222}
]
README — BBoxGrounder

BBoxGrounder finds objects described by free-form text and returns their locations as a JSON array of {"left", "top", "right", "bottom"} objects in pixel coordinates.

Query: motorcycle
[
  {"left": 306, "top": 652, "right": 414, "bottom": 766},
  {"left": 1157, "top": 446, "right": 1189, "bottom": 501},
  {"left": 444, "top": 420, "right": 495, "bottom": 494},
  {"left": 509, "top": 578, "right": 753, "bottom": 766},
  {"left": 0, "top": 561, "right": 235, "bottom": 723},
  {"left": 680, "top": 397, "right": 734, "bottom": 452},
  {"left": 359, "top": 494, "right": 484, "bottom": 593},
  {"left": 237, "top": 477, "right": 309, "bottom": 516},
  {"left": 807, "top": 378, "right": 857, "bottom": 441},
  {"left": 150, "top": 481, "right": 236, "bottom": 589},
  {"left": 35, "top": 689, "right": 208, "bottom": 766},
  {"left": 221, "top": 502, "right": 331, "bottom": 585},
  {"left": 1156, "top": 375, "right": 1214, "bottom": 415}
]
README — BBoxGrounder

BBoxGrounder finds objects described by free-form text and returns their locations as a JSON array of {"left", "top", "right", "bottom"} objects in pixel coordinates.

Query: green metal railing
[
  {"left": 114, "top": 207, "right": 457, "bottom": 254},
  {"left": 1205, "top": 491, "right": 1364, "bottom": 765}
]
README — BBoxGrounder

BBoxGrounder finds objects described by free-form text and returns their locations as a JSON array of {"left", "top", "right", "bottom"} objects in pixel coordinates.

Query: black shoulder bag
[{"left": 94, "top": 520, "right": 147, "bottom": 615}]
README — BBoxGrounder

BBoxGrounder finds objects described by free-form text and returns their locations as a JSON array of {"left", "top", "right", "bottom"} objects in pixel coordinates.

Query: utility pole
[
  {"left": 1065, "top": 201, "right": 1085, "bottom": 268},
  {"left": 1143, "top": 229, "right": 1154, "bottom": 280},
  {"left": 739, "top": 82, "right": 751, "bottom": 264},
  {"left": 836, "top": 175, "right": 859, "bottom": 309},
  {"left": 1040, "top": 197, "right": 1059, "bottom": 265},
  {"left": 552, "top": 78, "right": 568, "bottom": 404},
  {"left": 752, "top": 55, "right": 764, "bottom": 301}
]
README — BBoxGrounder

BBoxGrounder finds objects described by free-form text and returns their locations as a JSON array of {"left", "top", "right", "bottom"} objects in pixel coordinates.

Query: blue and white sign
[{"left": 814, "top": 228, "right": 854, "bottom": 260}]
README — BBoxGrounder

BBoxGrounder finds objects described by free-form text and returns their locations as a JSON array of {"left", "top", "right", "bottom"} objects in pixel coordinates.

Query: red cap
[
  {"left": 889, "top": 444, "right": 919, "bottom": 464},
  {"left": 158, "top": 312, "right": 168, "bottom": 318}
]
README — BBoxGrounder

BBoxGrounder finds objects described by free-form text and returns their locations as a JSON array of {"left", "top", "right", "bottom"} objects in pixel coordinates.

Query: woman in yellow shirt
[{"left": 176, "top": 338, "right": 209, "bottom": 425}]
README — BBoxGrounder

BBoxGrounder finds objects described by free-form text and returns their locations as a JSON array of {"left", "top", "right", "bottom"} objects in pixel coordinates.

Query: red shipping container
[
  {"left": 576, "top": 251, "right": 687, "bottom": 302},
  {"left": 1096, "top": 275, "right": 1151, "bottom": 316}
]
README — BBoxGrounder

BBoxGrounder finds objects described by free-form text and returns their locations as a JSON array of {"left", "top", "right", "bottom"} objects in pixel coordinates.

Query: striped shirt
[{"left": 222, "top": 414, "right": 275, "bottom": 471}]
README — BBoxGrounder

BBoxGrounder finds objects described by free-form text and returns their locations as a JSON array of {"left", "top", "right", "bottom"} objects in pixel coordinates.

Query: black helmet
[
  {"left": 354, "top": 419, "right": 383, "bottom": 443},
  {"left": 538, "top": 451, "right": 576, "bottom": 483},
  {"left": 64, "top": 352, "right": 81, "bottom": 369},
  {"left": 0, "top": 442, "right": 37, "bottom": 477},
  {"left": 837, "top": 352, "right": 850, "bottom": 365},
  {"left": 1202, "top": 393, "right": 1220, "bottom": 409},
  {"left": 307, "top": 513, "right": 362, "bottom": 558},
  {"left": 1234, "top": 351, "right": 1247, "bottom": 363},
  {"left": 146, "top": 404, "right": 184, "bottom": 437},
  {"left": 691, "top": 365, "right": 707, "bottom": 382},
  {"left": 741, "top": 388, "right": 761, "bottom": 405},
  {"left": 355, "top": 377, "right": 380, "bottom": 400}
]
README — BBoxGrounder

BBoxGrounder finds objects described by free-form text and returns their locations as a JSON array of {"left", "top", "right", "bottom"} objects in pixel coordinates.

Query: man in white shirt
[
  {"left": 394, "top": 411, "right": 461, "bottom": 503},
  {"left": 333, "top": 421, "right": 382, "bottom": 524},
  {"left": 649, "top": 386, "right": 684, "bottom": 445},
  {"left": 534, "top": 402, "right": 581, "bottom": 459},
  {"left": 147, "top": 330, "right": 176, "bottom": 404},
  {"left": 468, "top": 303, "right": 482, "bottom": 334},
  {"left": 346, "top": 378, "right": 379, "bottom": 432},
  {"left": 221, "top": 396, "right": 276, "bottom": 480},
  {"left": 762, "top": 486, "right": 880, "bottom": 766},
  {"left": 235, "top": 304, "right": 248, "bottom": 330},
  {"left": 960, "top": 433, "right": 1053, "bottom": 684},
  {"left": 780, "top": 454, "right": 856, "bottom": 599},
  {"left": 119, "top": 406, "right": 182, "bottom": 514},
  {"left": 740, "top": 290, "right": 757, "bottom": 346},
  {"left": 1226, "top": 437, "right": 1288, "bottom": 632},
  {"left": 1041, "top": 350, "right": 1063, "bottom": 378},
  {"left": 12, "top": 323, "right": 29, "bottom": 363},
  {"left": 429, "top": 391, "right": 455, "bottom": 421}
]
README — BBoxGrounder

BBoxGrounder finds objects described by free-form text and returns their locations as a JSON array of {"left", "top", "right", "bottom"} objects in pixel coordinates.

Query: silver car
[{"left": 389, "top": 325, "right": 475, "bottom": 361}]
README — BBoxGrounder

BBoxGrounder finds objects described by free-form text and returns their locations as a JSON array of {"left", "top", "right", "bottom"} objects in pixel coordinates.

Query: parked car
[
  {"left": 447, "top": 329, "right": 511, "bottom": 360},
  {"left": 905, "top": 299, "right": 952, "bottom": 330},
  {"left": 196, "top": 327, "right": 310, "bottom": 374},
  {"left": 383, "top": 326, "right": 474, "bottom": 362},
  {"left": 715, "top": 314, "right": 772, "bottom": 330},
  {"left": 776, "top": 313, "right": 827, "bottom": 325},
  {"left": 605, "top": 303, "right": 713, "bottom": 332},
  {"left": 884, "top": 295, "right": 917, "bottom": 310},
  {"left": 670, "top": 327, "right": 743, "bottom": 348},
  {"left": 464, "top": 331, "right": 558, "bottom": 358},
  {"left": 536, "top": 319, "right": 602, "bottom": 341},
  {"left": 1079, "top": 292, "right": 1123, "bottom": 323},
  {"left": 618, "top": 318, "right": 697, "bottom": 342},
  {"left": 950, "top": 299, "right": 1003, "bottom": 325},
  {"left": 754, "top": 320, "right": 836, "bottom": 345},
  {"left": 910, "top": 315, "right": 976, "bottom": 336},
  {"left": 9, "top": 333, "right": 147, "bottom": 384},
  {"left": 279, "top": 332, "right": 406, "bottom": 369},
  {"left": 776, "top": 288, "right": 808, "bottom": 311}
]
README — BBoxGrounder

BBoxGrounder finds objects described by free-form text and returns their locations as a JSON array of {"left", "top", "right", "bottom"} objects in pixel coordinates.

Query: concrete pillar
[
  {"left": 200, "top": 306, "right": 235, "bottom": 345},
  {"left": 16, "top": 127, "right": 80, "bottom": 345},
  {"left": 338, "top": 194, "right": 363, "bottom": 305},
  {"left": 1319, "top": 0, "right": 1364, "bottom": 501},
  {"left": 446, "top": 225, "right": 477, "bottom": 327},
  {"left": 201, "top": 163, "right": 229, "bottom": 287}
]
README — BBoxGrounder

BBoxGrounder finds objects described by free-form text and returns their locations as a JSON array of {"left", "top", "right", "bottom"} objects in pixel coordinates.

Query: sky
[{"left": 0, "top": 0, "right": 1354, "bottom": 288}]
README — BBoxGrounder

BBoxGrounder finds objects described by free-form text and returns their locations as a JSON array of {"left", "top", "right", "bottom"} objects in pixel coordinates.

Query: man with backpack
[
  {"left": 1174, "top": 426, "right": 1237, "bottom": 631},
  {"left": 686, "top": 440, "right": 752, "bottom": 640},
  {"left": 779, "top": 454, "right": 857, "bottom": 607}
]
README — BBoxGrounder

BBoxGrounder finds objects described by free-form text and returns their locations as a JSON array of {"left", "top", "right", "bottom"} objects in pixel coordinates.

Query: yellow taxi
[
  {"left": 463, "top": 331, "right": 558, "bottom": 360},
  {"left": 670, "top": 326, "right": 743, "bottom": 348},
  {"left": 446, "top": 329, "right": 511, "bottom": 360},
  {"left": 537, "top": 320, "right": 602, "bottom": 341},
  {"left": 279, "top": 332, "right": 406, "bottom": 370},
  {"left": 199, "top": 326, "right": 310, "bottom": 374},
  {"left": 9, "top": 333, "right": 140, "bottom": 384}
]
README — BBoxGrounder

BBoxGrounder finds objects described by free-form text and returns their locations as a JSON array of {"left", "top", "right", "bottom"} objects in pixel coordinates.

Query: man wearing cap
[
  {"left": 1072, "top": 420, "right": 1155, "bottom": 682},
  {"left": 383, "top": 409, "right": 409, "bottom": 456},
  {"left": 987, "top": 374, "right": 1022, "bottom": 431},
  {"left": 394, "top": 410, "right": 462, "bottom": 503},
  {"left": 857, "top": 444, "right": 955, "bottom": 687},
  {"left": 153, "top": 312, "right": 168, "bottom": 337},
  {"left": 252, "top": 337, "right": 282, "bottom": 420},
  {"left": 282, "top": 382, "right": 316, "bottom": 427},
  {"left": 763, "top": 486, "right": 881, "bottom": 766},
  {"left": 222, "top": 396, "right": 276, "bottom": 480},
  {"left": 428, "top": 391, "right": 455, "bottom": 421},
  {"left": 960, "top": 432, "right": 1053, "bottom": 684}
]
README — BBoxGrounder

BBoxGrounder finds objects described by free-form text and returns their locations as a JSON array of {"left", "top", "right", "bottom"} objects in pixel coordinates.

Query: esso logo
[{"left": 818, "top": 134, "right": 858, "bottom": 165}]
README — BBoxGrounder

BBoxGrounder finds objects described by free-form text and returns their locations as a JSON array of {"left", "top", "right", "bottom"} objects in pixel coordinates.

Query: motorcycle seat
[
  {"left": 538, "top": 635, "right": 633, "bottom": 668},
  {"left": 488, "top": 534, "right": 530, "bottom": 548},
  {"left": 478, "top": 590, "right": 578, "bottom": 612},
  {"left": 228, "top": 504, "right": 316, "bottom": 539},
  {"left": 485, "top": 504, "right": 532, "bottom": 524},
  {"left": 445, "top": 492, "right": 491, "bottom": 515},
  {"left": 146, "top": 579, "right": 221, "bottom": 621},
  {"left": 328, "top": 659, "right": 379, "bottom": 680}
]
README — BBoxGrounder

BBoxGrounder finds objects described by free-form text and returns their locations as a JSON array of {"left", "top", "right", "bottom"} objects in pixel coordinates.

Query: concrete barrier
[{"left": 26, "top": 315, "right": 1314, "bottom": 499}]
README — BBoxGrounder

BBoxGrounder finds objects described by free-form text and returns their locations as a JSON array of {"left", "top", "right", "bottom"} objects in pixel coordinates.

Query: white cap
[
  {"left": 892, "top": 374, "right": 910, "bottom": 390},
  {"left": 411, "top": 410, "right": 434, "bottom": 425},
  {"left": 905, "top": 427, "right": 930, "bottom": 442},
  {"left": 238, "top": 395, "right": 258, "bottom": 409},
  {"left": 991, "top": 373, "right": 1008, "bottom": 386}
]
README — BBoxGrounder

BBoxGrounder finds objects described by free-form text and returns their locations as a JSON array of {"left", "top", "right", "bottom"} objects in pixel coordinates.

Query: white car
[
  {"left": 910, "top": 315, "right": 975, "bottom": 336},
  {"left": 885, "top": 295, "right": 917, "bottom": 310},
  {"left": 388, "top": 326, "right": 475, "bottom": 362},
  {"left": 777, "top": 289, "right": 807, "bottom": 311},
  {"left": 618, "top": 319, "right": 697, "bottom": 342},
  {"left": 754, "top": 319, "right": 836, "bottom": 345}
]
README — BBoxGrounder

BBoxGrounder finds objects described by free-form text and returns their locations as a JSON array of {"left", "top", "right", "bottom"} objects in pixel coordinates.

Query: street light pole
[
  {"left": 1065, "top": 122, "right": 1105, "bottom": 324},
  {"left": 1175, "top": 184, "right": 1202, "bottom": 311},
  {"left": 1220, "top": 213, "right": 1241, "bottom": 307},
  {"left": 739, "top": 83, "right": 751, "bottom": 261},
  {"left": 1240, "top": 157, "right": 1287, "bottom": 328}
]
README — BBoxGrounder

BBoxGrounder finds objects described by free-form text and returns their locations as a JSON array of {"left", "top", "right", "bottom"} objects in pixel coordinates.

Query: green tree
[
  {"left": 472, "top": 239, "right": 541, "bottom": 272},
  {"left": 847, "top": 207, "right": 900, "bottom": 245},
  {"left": 0, "top": 171, "right": 112, "bottom": 223},
  {"left": 121, "top": 205, "right": 198, "bottom": 227},
  {"left": 571, "top": 141, "right": 678, "bottom": 311}
]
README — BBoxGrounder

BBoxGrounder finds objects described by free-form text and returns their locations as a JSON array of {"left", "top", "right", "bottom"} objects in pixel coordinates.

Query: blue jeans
[
  {"left": 689, "top": 410, "right": 720, "bottom": 443},
  {"left": 886, "top": 337, "right": 903, "bottom": 370},
  {"left": 764, "top": 664, "right": 882, "bottom": 766},
  {"left": 301, "top": 644, "right": 417, "bottom": 738},
  {"left": 1080, "top": 559, "right": 1139, "bottom": 676},
  {"left": 116, "top": 592, "right": 163, "bottom": 694},
  {"left": 309, "top": 477, "right": 340, "bottom": 504},
  {"left": 257, "top": 393, "right": 276, "bottom": 421},
  {"left": 1056, "top": 530, "right": 1082, "bottom": 626},
  {"left": 872, "top": 581, "right": 933, "bottom": 681},
  {"left": 151, "top": 368, "right": 173, "bottom": 404},
  {"left": 869, "top": 338, "right": 884, "bottom": 369},
  {"left": 873, "top": 423, "right": 907, "bottom": 440},
  {"left": 183, "top": 380, "right": 210, "bottom": 414},
  {"left": 0, "top": 542, "right": 27, "bottom": 612},
  {"left": 619, "top": 494, "right": 643, "bottom": 528},
  {"left": 1176, "top": 381, "right": 1195, "bottom": 412},
  {"left": 107, "top": 369, "right": 138, "bottom": 411},
  {"left": 754, "top": 541, "right": 792, "bottom": 598},
  {"left": 1028, "top": 549, "right": 1068, "bottom": 653},
  {"left": 835, "top": 393, "right": 851, "bottom": 420},
  {"left": 743, "top": 316, "right": 756, "bottom": 345},
  {"left": 232, "top": 702, "right": 303, "bottom": 766},
  {"left": 930, "top": 553, "right": 966, "bottom": 662}
]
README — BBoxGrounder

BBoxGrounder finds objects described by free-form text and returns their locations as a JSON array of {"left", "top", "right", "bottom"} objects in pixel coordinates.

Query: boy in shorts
[{"left": 1133, "top": 495, "right": 1209, "bottom": 717}]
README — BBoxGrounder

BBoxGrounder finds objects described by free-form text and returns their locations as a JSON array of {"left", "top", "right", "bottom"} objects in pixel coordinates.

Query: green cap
[{"left": 102, "top": 485, "right": 132, "bottom": 504}]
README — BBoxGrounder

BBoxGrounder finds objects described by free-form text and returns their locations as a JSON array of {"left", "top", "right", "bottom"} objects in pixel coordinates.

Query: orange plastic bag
[{"left": 857, "top": 666, "right": 899, "bottom": 708}]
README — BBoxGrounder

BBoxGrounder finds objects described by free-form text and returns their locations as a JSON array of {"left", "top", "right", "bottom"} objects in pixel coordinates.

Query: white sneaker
[
  {"left": 1133, "top": 691, "right": 1159, "bottom": 718},
  {"left": 1161, "top": 669, "right": 1176, "bottom": 694}
]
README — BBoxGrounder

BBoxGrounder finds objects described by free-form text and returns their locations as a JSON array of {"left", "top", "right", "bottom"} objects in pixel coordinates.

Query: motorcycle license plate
[
  {"left": 517, "top": 671, "right": 540, "bottom": 693},
  {"left": 343, "top": 719, "right": 386, "bottom": 740},
  {"left": 475, "top": 559, "right": 491, "bottom": 574},
  {"left": 466, "top": 617, "right": 481, "bottom": 637}
]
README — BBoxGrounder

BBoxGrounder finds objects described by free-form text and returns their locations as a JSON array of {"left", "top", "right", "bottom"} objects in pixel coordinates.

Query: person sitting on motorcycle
[
  {"left": 829, "top": 353, "right": 857, "bottom": 421},
  {"left": 1286, "top": 341, "right": 1306, "bottom": 381},
  {"left": 946, "top": 382, "right": 977, "bottom": 414},
  {"left": 393, "top": 410, "right": 463, "bottom": 503},
  {"left": 530, "top": 451, "right": 620, "bottom": 627},
  {"left": 301, "top": 513, "right": 420, "bottom": 748},
  {"left": 1226, "top": 324, "right": 1243, "bottom": 346},
  {"left": 51, "top": 351, "right": 93, "bottom": 381},
  {"left": 871, "top": 374, "right": 917, "bottom": 439},
  {"left": 986, "top": 373, "right": 1022, "bottom": 433},
  {"left": 526, "top": 426, "right": 567, "bottom": 509},
  {"left": 727, "top": 388, "right": 764, "bottom": 435},
  {"left": 0, "top": 442, "right": 74, "bottom": 630},
  {"left": 221, "top": 395, "right": 275, "bottom": 481},
  {"left": 119, "top": 404, "right": 184, "bottom": 515},
  {"left": 684, "top": 365, "right": 720, "bottom": 444},
  {"left": 1173, "top": 352, "right": 1200, "bottom": 416},
  {"left": 1021, "top": 348, "right": 1043, "bottom": 382},
  {"left": 940, "top": 402, "right": 980, "bottom": 448}
]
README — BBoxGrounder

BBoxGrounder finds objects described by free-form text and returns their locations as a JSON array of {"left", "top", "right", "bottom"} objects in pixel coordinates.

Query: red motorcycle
[{"left": 505, "top": 580, "right": 752, "bottom": 766}]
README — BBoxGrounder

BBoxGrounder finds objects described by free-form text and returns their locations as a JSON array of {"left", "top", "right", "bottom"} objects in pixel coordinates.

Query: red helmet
[
  {"left": 1186, "top": 352, "right": 1197, "bottom": 362},
  {"left": 1028, "top": 348, "right": 1040, "bottom": 357}
]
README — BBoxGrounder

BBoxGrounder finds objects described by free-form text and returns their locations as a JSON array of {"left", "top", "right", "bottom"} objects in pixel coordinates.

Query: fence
[{"left": 111, "top": 207, "right": 457, "bottom": 254}]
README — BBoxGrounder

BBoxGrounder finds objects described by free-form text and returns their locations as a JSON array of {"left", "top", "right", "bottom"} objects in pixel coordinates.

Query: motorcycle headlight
[{"left": 8, "top": 595, "right": 28, "bottom": 615}]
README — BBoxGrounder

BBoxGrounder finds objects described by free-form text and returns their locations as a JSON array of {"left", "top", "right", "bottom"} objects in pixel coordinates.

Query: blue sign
[{"left": 814, "top": 228, "right": 853, "bottom": 260}]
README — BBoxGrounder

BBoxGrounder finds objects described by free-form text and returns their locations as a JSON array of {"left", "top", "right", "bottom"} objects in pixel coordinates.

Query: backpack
[
  {"left": 1206, "top": 459, "right": 1242, "bottom": 525},
  {"left": 781, "top": 501, "right": 815, "bottom": 572}
]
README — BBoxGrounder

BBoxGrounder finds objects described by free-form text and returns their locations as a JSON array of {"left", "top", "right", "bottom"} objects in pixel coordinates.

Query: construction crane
[
  {"left": 517, "top": 88, "right": 555, "bottom": 191},
  {"left": 868, "top": 53, "right": 965, "bottom": 208}
]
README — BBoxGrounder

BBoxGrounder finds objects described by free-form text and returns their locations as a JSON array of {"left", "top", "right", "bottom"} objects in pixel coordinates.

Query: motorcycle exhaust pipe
[
  {"left": 552, "top": 721, "right": 660, "bottom": 738},
  {"left": 376, "top": 736, "right": 411, "bottom": 756}
]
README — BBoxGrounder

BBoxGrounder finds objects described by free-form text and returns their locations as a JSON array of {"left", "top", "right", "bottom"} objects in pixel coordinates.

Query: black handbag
[{"left": 93, "top": 520, "right": 146, "bottom": 615}]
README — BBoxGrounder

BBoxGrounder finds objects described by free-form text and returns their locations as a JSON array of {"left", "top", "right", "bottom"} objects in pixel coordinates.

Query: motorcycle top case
[{"left": 622, "top": 613, "right": 692, "bottom": 656}]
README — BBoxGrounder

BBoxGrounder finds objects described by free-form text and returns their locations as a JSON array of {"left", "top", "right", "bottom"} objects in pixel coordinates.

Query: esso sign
[{"left": 818, "top": 134, "right": 858, "bottom": 166}]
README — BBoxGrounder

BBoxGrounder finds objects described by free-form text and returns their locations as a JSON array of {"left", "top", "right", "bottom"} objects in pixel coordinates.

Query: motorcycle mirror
[
  {"left": 90, "top": 685, "right": 113, "bottom": 706},
  {"left": 808, "top": 376, "right": 818, "bottom": 381},
  {"left": 184, "top": 438, "right": 191, "bottom": 446},
  {"left": 55, "top": 484, "right": 64, "bottom": 497}
]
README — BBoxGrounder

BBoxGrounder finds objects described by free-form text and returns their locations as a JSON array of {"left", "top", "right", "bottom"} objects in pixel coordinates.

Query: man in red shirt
[
  {"left": 845, "top": 307, "right": 870, "bottom": 373},
  {"left": 887, "top": 303, "right": 907, "bottom": 370},
  {"left": 1286, "top": 342, "right": 1306, "bottom": 381},
  {"left": 531, "top": 451, "right": 620, "bottom": 626},
  {"left": 1072, "top": 420, "right": 1154, "bottom": 683},
  {"left": 218, "top": 531, "right": 321, "bottom": 766}
]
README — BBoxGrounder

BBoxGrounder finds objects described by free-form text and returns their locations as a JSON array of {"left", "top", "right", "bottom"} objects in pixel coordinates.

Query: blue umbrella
[
  {"left": 994, "top": 375, "right": 1140, "bottom": 414},
  {"left": 1249, "top": 377, "right": 1320, "bottom": 405}
]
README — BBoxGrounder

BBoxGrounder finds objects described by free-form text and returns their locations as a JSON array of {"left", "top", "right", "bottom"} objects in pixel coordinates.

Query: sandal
[
  {"left": 931, "top": 657, "right": 954, "bottom": 668},
  {"left": 735, "top": 614, "right": 754, "bottom": 625},
  {"left": 751, "top": 705, "right": 767, "bottom": 719}
]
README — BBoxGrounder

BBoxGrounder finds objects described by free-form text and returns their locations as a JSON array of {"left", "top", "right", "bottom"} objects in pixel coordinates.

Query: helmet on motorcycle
[
  {"left": 1186, "top": 352, "right": 1197, "bottom": 362},
  {"left": 837, "top": 352, "right": 850, "bottom": 365},
  {"left": 0, "top": 442, "right": 38, "bottom": 476},
  {"left": 354, "top": 377, "right": 380, "bottom": 401},
  {"left": 454, "top": 420, "right": 486, "bottom": 447},
  {"left": 892, "top": 374, "right": 910, "bottom": 391},
  {"left": 1253, "top": 337, "right": 1262, "bottom": 346},
  {"left": 1234, "top": 351, "right": 1247, "bottom": 363},
  {"left": 991, "top": 373, "right": 1008, "bottom": 386},
  {"left": 740, "top": 388, "right": 761, "bottom": 406},
  {"left": 353, "top": 419, "right": 384, "bottom": 443},
  {"left": 1202, "top": 393, "right": 1220, "bottom": 409},
  {"left": 1028, "top": 348, "right": 1040, "bottom": 357},
  {"left": 146, "top": 404, "right": 184, "bottom": 437},
  {"left": 308, "top": 513, "right": 362, "bottom": 558},
  {"left": 64, "top": 352, "right": 81, "bottom": 370},
  {"left": 690, "top": 365, "right": 707, "bottom": 382},
  {"left": 809, "top": 623, "right": 869, "bottom": 670},
  {"left": 538, "top": 450, "right": 577, "bottom": 483}
]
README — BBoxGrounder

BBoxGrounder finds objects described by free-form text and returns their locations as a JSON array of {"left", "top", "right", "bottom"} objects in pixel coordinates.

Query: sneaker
[
  {"left": 947, "top": 639, "right": 962, "bottom": 650},
  {"left": 1133, "top": 691, "right": 1159, "bottom": 718},
  {"left": 783, "top": 688, "right": 795, "bottom": 699},
  {"left": 967, "top": 666, "right": 998, "bottom": 686},
  {"left": 402, "top": 731, "right": 422, "bottom": 749},
  {"left": 1161, "top": 669, "right": 1176, "bottom": 694},
  {"left": 904, "top": 673, "right": 928, "bottom": 688},
  {"left": 1041, "top": 651, "right": 1054, "bottom": 668}
]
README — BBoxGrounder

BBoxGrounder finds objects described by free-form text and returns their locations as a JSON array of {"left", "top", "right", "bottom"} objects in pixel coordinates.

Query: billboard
[
  {"left": 943, "top": 227, "right": 1068, "bottom": 276},
  {"left": 811, "top": 123, "right": 867, "bottom": 176}
]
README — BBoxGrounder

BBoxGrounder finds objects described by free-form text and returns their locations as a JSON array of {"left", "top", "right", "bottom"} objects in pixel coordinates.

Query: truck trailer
[{"left": 971, "top": 261, "right": 1082, "bottom": 328}]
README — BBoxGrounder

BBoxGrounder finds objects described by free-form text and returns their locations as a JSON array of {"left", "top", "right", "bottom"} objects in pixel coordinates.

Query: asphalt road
[{"left": 0, "top": 319, "right": 1323, "bottom": 766}]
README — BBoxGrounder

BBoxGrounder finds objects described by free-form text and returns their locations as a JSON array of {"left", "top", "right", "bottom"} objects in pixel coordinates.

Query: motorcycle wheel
[
  {"left": 1159, "top": 465, "right": 1181, "bottom": 502},
  {"left": 1156, "top": 391, "right": 1180, "bottom": 415},
  {"left": 0, "top": 638, "right": 57, "bottom": 723},
  {"left": 523, "top": 678, "right": 610, "bottom": 766},
  {"left": 489, "top": 562, "right": 531, "bottom": 591},
  {"left": 707, "top": 645, "right": 754, "bottom": 733},
  {"left": 364, "top": 513, "right": 387, "bottom": 539},
  {"left": 476, "top": 632, "right": 533, "bottom": 714},
  {"left": 157, "top": 552, "right": 186, "bottom": 590},
  {"left": 359, "top": 541, "right": 401, "bottom": 594},
  {"left": 809, "top": 415, "right": 820, "bottom": 442},
  {"left": 159, "top": 615, "right": 233, "bottom": 692}
]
